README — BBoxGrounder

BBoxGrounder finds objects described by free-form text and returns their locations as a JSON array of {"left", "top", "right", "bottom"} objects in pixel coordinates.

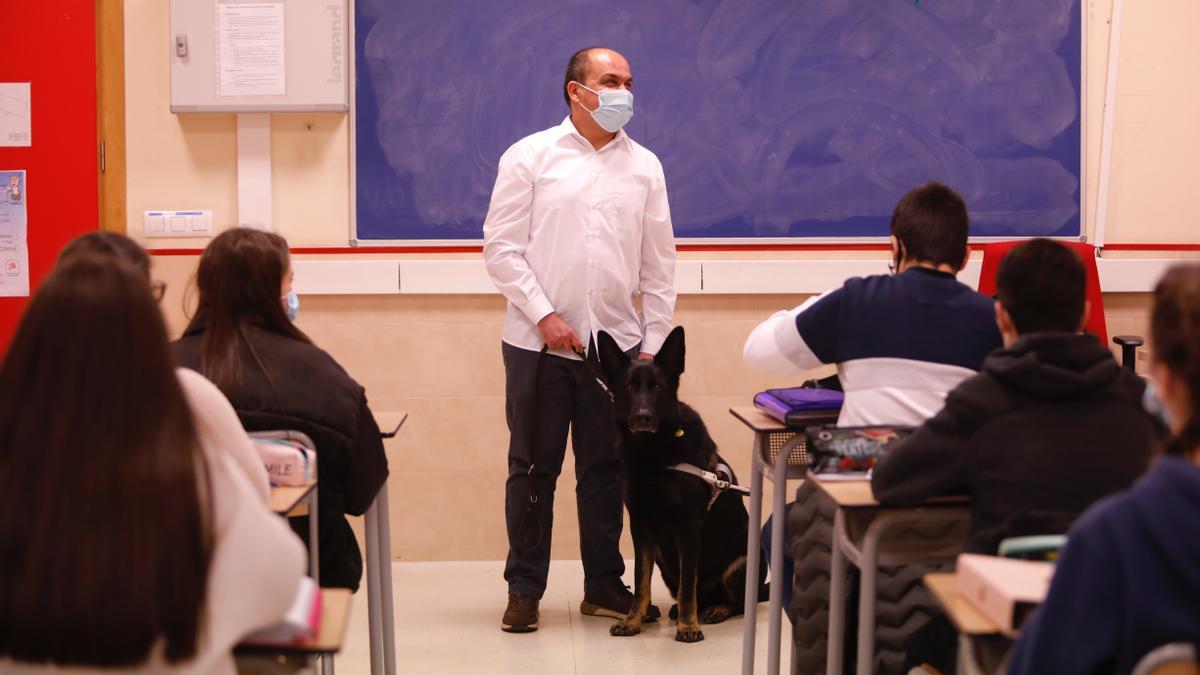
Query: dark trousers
[{"left": 502, "top": 341, "right": 633, "bottom": 598}]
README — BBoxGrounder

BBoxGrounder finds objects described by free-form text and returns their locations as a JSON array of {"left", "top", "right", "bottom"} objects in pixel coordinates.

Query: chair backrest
[
  {"left": 247, "top": 429, "right": 318, "bottom": 453},
  {"left": 1132, "top": 643, "right": 1200, "bottom": 675},
  {"left": 997, "top": 535, "right": 1067, "bottom": 562},
  {"left": 976, "top": 241, "right": 1107, "bottom": 344}
]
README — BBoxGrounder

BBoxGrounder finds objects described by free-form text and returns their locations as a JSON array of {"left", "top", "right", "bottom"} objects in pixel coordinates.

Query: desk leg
[
  {"left": 767, "top": 446, "right": 789, "bottom": 675},
  {"left": 741, "top": 441, "right": 765, "bottom": 675},
  {"left": 309, "top": 488, "right": 332, "bottom": 674},
  {"left": 855, "top": 517, "right": 887, "bottom": 675},
  {"left": 366, "top": 498, "right": 384, "bottom": 675},
  {"left": 376, "top": 484, "right": 397, "bottom": 675},
  {"left": 826, "top": 509, "right": 847, "bottom": 675}
]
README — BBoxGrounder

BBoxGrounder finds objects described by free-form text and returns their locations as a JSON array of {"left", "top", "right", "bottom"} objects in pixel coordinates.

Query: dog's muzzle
[{"left": 629, "top": 410, "right": 657, "bottom": 434}]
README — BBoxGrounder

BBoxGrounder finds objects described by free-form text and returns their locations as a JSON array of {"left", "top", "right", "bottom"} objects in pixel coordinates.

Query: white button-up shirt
[{"left": 483, "top": 117, "right": 676, "bottom": 358}]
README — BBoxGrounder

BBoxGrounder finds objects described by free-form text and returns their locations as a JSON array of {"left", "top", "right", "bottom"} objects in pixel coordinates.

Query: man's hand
[
  {"left": 538, "top": 313, "right": 584, "bottom": 352},
  {"left": 637, "top": 352, "right": 654, "bottom": 360}
]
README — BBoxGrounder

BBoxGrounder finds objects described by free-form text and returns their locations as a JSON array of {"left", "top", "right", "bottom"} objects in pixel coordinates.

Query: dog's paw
[
  {"left": 675, "top": 624, "right": 705, "bottom": 643},
  {"left": 701, "top": 605, "right": 732, "bottom": 624},
  {"left": 610, "top": 619, "right": 642, "bottom": 637}
]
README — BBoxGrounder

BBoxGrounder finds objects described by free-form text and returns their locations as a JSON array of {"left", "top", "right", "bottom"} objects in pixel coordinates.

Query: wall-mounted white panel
[
  {"left": 292, "top": 259, "right": 397, "bottom": 295},
  {"left": 170, "top": 0, "right": 349, "bottom": 113}
]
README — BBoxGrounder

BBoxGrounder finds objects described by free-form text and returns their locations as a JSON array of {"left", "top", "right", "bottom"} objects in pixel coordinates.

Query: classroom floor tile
[{"left": 334, "top": 560, "right": 793, "bottom": 674}]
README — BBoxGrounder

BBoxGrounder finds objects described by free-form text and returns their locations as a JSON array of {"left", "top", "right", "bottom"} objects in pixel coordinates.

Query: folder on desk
[{"left": 956, "top": 553, "right": 1053, "bottom": 636}]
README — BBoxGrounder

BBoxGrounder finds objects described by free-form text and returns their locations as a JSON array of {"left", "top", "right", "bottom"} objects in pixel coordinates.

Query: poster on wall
[
  {"left": 0, "top": 170, "right": 29, "bottom": 296},
  {"left": 0, "top": 84, "right": 32, "bottom": 147}
]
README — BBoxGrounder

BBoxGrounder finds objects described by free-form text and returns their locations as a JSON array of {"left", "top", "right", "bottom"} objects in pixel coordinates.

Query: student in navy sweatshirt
[
  {"left": 872, "top": 239, "right": 1158, "bottom": 553},
  {"left": 1008, "top": 263, "right": 1200, "bottom": 675},
  {"left": 743, "top": 183, "right": 1002, "bottom": 669}
]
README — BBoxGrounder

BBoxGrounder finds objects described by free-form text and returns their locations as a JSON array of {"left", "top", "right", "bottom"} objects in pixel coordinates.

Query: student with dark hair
[
  {"left": 0, "top": 254, "right": 304, "bottom": 674},
  {"left": 174, "top": 227, "right": 389, "bottom": 591},
  {"left": 745, "top": 182, "right": 1001, "bottom": 425},
  {"left": 55, "top": 231, "right": 270, "bottom": 498},
  {"left": 1008, "top": 264, "right": 1200, "bottom": 674},
  {"left": 743, "top": 183, "right": 1002, "bottom": 671},
  {"left": 873, "top": 238, "right": 1158, "bottom": 552}
]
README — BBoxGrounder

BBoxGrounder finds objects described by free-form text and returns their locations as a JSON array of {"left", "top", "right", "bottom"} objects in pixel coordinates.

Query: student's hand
[
  {"left": 538, "top": 313, "right": 583, "bottom": 352},
  {"left": 637, "top": 352, "right": 654, "bottom": 360}
]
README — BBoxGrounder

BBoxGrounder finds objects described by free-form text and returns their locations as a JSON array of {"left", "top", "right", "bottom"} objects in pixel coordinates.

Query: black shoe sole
[{"left": 501, "top": 622, "right": 539, "bottom": 633}]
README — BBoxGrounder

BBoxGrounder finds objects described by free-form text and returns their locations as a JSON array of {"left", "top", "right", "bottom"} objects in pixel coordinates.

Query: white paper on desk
[
  {"left": 812, "top": 471, "right": 870, "bottom": 482},
  {"left": 0, "top": 170, "right": 29, "bottom": 297},
  {"left": 216, "top": 3, "right": 286, "bottom": 97},
  {"left": 0, "top": 84, "right": 31, "bottom": 147}
]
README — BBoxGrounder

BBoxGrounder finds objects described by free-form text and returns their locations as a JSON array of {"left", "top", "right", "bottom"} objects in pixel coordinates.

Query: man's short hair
[
  {"left": 996, "top": 238, "right": 1087, "bottom": 334},
  {"left": 563, "top": 47, "right": 601, "bottom": 106},
  {"left": 890, "top": 182, "right": 970, "bottom": 268}
]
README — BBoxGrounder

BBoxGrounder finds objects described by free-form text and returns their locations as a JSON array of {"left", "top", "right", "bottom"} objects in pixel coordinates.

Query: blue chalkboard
[{"left": 353, "top": 0, "right": 1082, "bottom": 242}]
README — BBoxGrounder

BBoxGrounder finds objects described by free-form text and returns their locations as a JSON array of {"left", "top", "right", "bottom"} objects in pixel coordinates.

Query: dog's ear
[
  {"left": 653, "top": 326, "right": 686, "bottom": 378},
  {"left": 596, "top": 330, "right": 630, "bottom": 383}
]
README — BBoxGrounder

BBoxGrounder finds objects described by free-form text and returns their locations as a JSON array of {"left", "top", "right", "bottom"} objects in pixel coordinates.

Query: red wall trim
[
  {"left": 147, "top": 242, "right": 1200, "bottom": 257},
  {"left": 1101, "top": 244, "right": 1200, "bottom": 252}
]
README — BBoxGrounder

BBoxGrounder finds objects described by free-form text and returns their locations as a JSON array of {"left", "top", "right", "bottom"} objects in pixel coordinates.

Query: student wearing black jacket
[
  {"left": 1008, "top": 264, "right": 1200, "bottom": 674},
  {"left": 174, "top": 228, "right": 389, "bottom": 591},
  {"left": 872, "top": 239, "right": 1159, "bottom": 553}
]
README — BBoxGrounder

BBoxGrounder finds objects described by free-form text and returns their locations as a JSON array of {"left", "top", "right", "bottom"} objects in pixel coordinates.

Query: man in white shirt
[{"left": 483, "top": 47, "right": 676, "bottom": 634}]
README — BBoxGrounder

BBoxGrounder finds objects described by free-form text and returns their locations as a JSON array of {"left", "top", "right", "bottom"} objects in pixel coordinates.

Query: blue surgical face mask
[
  {"left": 282, "top": 290, "right": 300, "bottom": 322},
  {"left": 576, "top": 83, "right": 634, "bottom": 133},
  {"left": 1143, "top": 381, "right": 1175, "bottom": 430}
]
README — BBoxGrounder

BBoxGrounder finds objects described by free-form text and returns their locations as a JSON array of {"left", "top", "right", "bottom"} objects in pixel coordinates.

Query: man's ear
[
  {"left": 597, "top": 331, "right": 630, "bottom": 383},
  {"left": 1078, "top": 300, "right": 1092, "bottom": 333},
  {"left": 653, "top": 326, "right": 686, "bottom": 378}
]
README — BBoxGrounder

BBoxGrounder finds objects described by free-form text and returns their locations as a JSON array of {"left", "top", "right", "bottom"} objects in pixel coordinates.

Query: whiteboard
[
  {"left": 352, "top": 0, "right": 1084, "bottom": 244},
  {"left": 170, "top": 0, "right": 349, "bottom": 113}
]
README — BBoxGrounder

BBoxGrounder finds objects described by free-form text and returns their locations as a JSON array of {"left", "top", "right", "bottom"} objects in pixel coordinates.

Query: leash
[
  {"left": 667, "top": 461, "right": 751, "bottom": 511},
  {"left": 515, "top": 345, "right": 549, "bottom": 551},
  {"left": 572, "top": 345, "right": 613, "bottom": 402},
  {"left": 516, "top": 342, "right": 610, "bottom": 551}
]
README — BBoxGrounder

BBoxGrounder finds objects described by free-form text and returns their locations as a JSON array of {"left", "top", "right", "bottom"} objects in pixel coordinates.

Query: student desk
[
  {"left": 812, "top": 475, "right": 969, "bottom": 675},
  {"left": 271, "top": 479, "right": 320, "bottom": 584},
  {"left": 367, "top": 411, "right": 406, "bottom": 675},
  {"left": 730, "top": 406, "right": 840, "bottom": 675},
  {"left": 236, "top": 588, "right": 353, "bottom": 670},
  {"left": 925, "top": 573, "right": 1007, "bottom": 675}
]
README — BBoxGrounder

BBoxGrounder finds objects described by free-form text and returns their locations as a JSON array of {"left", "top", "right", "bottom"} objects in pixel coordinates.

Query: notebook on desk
[{"left": 956, "top": 553, "right": 1054, "bottom": 636}]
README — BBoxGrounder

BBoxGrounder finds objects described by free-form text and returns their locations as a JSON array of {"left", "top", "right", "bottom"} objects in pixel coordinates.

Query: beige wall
[{"left": 132, "top": 0, "right": 1199, "bottom": 562}]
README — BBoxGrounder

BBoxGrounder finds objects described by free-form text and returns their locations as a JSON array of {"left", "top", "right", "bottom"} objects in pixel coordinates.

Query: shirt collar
[{"left": 558, "top": 116, "right": 629, "bottom": 152}]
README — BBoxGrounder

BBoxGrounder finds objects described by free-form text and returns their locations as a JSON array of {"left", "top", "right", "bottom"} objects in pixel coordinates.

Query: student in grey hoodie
[
  {"left": 872, "top": 239, "right": 1159, "bottom": 553},
  {"left": 1008, "top": 263, "right": 1200, "bottom": 675}
]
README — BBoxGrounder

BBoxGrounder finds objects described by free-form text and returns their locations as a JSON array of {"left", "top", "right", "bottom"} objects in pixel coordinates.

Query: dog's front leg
[
  {"left": 611, "top": 518, "right": 655, "bottom": 637},
  {"left": 675, "top": 518, "right": 705, "bottom": 643}
]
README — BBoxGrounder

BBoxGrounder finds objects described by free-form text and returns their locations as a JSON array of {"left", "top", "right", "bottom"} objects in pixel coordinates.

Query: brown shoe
[
  {"left": 579, "top": 584, "right": 661, "bottom": 621},
  {"left": 501, "top": 593, "right": 539, "bottom": 633}
]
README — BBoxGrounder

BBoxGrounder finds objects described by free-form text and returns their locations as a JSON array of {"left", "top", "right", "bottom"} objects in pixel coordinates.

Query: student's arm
[
  {"left": 742, "top": 290, "right": 836, "bottom": 374},
  {"left": 341, "top": 394, "right": 389, "bottom": 516},
  {"left": 638, "top": 159, "right": 676, "bottom": 356},
  {"left": 482, "top": 143, "right": 555, "bottom": 326},
  {"left": 1007, "top": 515, "right": 1123, "bottom": 674},
  {"left": 204, "top": 452, "right": 308, "bottom": 656},
  {"left": 870, "top": 376, "right": 994, "bottom": 506}
]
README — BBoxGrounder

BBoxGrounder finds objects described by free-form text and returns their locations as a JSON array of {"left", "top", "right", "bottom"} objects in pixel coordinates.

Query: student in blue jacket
[{"left": 1008, "top": 264, "right": 1200, "bottom": 674}]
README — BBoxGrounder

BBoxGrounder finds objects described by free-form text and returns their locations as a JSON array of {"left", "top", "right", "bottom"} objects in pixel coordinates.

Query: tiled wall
[{"left": 152, "top": 254, "right": 1155, "bottom": 562}]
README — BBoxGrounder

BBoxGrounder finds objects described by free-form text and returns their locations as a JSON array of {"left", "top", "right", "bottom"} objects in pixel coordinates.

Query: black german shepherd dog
[{"left": 597, "top": 326, "right": 768, "bottom": 643}]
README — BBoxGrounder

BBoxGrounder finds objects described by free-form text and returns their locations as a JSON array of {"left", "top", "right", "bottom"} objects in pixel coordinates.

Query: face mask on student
[
  {"left": 575, "top": 83, "right": 634, "bottom": 133},
  {"left": 282, "top": 290, "right": 300, "bottom": 322},
  {"left": 1142, "top": 381, "right": 1174, "bottom": 429}
]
